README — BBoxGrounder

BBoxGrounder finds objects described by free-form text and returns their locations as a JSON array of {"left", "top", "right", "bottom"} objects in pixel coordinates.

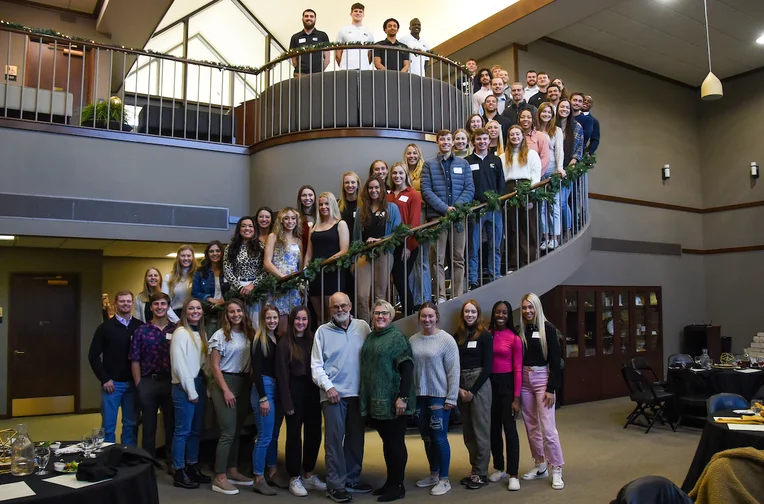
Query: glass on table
[
  {"left": 92, "top": 428, "right": 105, "bottom": 452},
  {"left": 34, "top": 445, "right": 51, "bottom": 475},
  {"left": 81, "top": 433, "right": 95, "bottom": 458},
  {"left": 752, "top": 397, "right": 764, "bottom": 416}
]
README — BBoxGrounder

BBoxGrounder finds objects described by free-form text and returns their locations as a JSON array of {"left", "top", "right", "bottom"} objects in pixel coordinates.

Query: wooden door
[
  {"left": 25, "top": 40, "right": 85, "bottom": 119},
  {"left": 8, "top": 274, "right": 79, "bottom": 416}
]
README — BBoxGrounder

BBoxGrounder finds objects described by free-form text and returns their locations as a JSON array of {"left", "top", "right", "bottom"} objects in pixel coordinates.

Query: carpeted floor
[{"left": 3, "top": 396, "right": 701, "bottom": 503}]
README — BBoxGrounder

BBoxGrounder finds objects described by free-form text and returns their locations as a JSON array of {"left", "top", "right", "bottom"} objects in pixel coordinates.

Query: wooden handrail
[{"left": 275, "top": 177, "right": 553, "bottom": 284}]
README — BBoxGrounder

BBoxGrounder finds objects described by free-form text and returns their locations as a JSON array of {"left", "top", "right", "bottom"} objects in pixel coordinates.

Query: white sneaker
[
  {"left": 416, "top": 474, "right": 439, "bottom": 488},
  {"left": 430, "top": 480, "right": 451, "bottom": 496},
  {"left": 547, "top": 239, "right": 558, "bottom": 250},
  {"left": 508, "top": 477, "right": 520, "bottom": 491},
  {"left": 437, "top": 297, "right": 447, "bottom": 305},
  {"left": 522, "top": 462, "right": 548, "bottom": 480},
  {"left": 488, "top": 471, "right": 506, "bottom": 483},
  {"left": 539, "top": 241, "right": 548, "bottom": 251},
  {"left": 289, "top": 477, "right": 308, "bottom": 497},
  {"left": 551, "top": 467, "right": 564, "bottom": 490},
  {"left": 302, "top": 474, "right": 327, "bottom": 491}
]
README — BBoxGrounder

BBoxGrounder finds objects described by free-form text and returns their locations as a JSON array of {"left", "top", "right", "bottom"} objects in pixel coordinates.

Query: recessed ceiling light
[
  {"left": 757, "top": 34, "right": 764, "bottom": 45},
  {"left": 166, "top": 252, "right": 205, "bottom": 259},
  {"left": 0, "top": 235, "right": 16, "bottom": 240}
]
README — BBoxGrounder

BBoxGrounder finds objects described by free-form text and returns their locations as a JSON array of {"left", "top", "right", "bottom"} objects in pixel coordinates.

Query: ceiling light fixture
[
  {"left": 166, "top": 252, "right": 205, "bottom": 259},
  {"left": 757, "top": 34, "right": 764, "bottom": 45},
  {"left": 700, "top": 0, "right": 723, "bottom": 100},
  {"left": 0, "top": 235, "right": 16, "bottom": 240}
]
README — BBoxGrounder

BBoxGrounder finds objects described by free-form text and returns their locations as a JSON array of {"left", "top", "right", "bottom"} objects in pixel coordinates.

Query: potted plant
[{"left": 80, "top": 96, "right": 132, "bottom": 131}]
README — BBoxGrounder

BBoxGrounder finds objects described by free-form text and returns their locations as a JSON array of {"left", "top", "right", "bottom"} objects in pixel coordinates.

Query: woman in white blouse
[
  {"left": 536, "top": 103, "right": 566, "bottom": 251},
  {"left": 134, "top": 267, "right": 178, "bottom": 322},
  {"left": 208, "top": 298, "right": 256, "bottom": 494},
  {"left": 170, "top": 298, "right": 211, "bottom": 489},
  {"left": 163, "top": 245, "right": 198, "bottom": 322}
]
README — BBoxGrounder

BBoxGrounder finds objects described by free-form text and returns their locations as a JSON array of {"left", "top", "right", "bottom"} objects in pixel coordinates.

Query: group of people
[
  {"left": 289, "top": 4, "right": 431, "bottom": 76},
  {"left": 89, "top": 285, "right": 565, "bottom": 500}
]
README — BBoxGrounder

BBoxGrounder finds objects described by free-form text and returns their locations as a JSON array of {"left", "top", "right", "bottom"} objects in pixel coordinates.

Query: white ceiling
[
  {"left": 15, "top": 0, "right": 99, "bottom": 14},
  {"left": 548, "top": 0, "right": 764, "bottom": 85},
  {"left": 0, "top": 236, "right": 207, "bottom": 258}
]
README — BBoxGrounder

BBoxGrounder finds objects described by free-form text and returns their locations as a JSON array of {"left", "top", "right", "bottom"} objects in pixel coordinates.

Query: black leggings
[
  {"left": 285, "top": 377, "right": 322, "bottom": 477},
  {"left": 490, "top": 373, "right": 519, "bottom": 476},
  {"left": 392, "top": 247, "right": 418, "bottom": 316},
  {"left": 371, "top": 416, "right": 408, "bottom": 487}
]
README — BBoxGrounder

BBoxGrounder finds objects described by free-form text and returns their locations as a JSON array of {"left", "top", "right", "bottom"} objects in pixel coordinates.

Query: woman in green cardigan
[{"left": 359, "top": 299, "right": 416, "bottom": 502}]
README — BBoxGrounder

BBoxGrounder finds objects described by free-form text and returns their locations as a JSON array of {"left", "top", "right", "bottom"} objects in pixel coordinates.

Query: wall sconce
[
  {"left": 751, "top": 162, "right": 759, "bottom": 179},
  {"left": 662, "top": 164, "right": 671, "bottom": 181}
]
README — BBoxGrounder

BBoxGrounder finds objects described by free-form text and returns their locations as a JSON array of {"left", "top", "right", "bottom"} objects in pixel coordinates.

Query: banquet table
[
  {"left": 681, "top": 409, "right": 764, "bottom": 493},
  {"left": 0, "top": 443, "right": 159, "bottom": 504},
  {"left": 668, "top": 367, "right": 764, "bottom": 400}
]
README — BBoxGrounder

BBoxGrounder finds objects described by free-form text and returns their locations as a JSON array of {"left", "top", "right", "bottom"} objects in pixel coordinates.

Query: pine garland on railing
[{"left": 219, "top": 155, "right": 597, "bottom": 308}]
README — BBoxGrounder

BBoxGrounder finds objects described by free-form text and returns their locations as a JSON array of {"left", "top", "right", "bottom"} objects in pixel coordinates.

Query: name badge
[
  {"left": 312, "top": 37, "right": 318, "bottom": 41},
  {"left": 353, "top": 211, "right": 357, "bottom": 218},
  {"left": 298, "top": 37, "right": 306, "bottom": 43},
  {"left": 453, "top": 167, "right": 463, "bottom": 174},
  {"left": 467, "top": 341, "right": 477, "bottom": 349},
  {"left": 399, "top": 195, "right": 409, "bottom": 202},
  {"left": 532, "top": 331, "right": 541, "bottom": 339},
  {"left": 166, "top": 333, "right": 172, "bottom": 341},
  {"left": 489, "top": 163, "right": 495, "bottom": 168},
  {"left": 470, "top": 164, "right": 480, "bottom": 171}
]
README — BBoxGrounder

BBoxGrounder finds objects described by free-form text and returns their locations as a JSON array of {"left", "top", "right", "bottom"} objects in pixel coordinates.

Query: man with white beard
[{"left": 311, "top": 292, "right": 372, "bottom": 502}]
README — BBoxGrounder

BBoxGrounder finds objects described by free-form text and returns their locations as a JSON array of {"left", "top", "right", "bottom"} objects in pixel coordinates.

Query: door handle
[{"left": 14, "top": 350, "right": 25, "bottom": 356}]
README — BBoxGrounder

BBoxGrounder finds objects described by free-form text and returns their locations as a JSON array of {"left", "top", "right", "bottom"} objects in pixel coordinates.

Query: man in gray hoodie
[{"left": 311, "top": 292, "right": 372, "bottom": 502}]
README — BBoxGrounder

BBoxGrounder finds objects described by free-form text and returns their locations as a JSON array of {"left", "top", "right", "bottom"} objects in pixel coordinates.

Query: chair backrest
[
  {"left": 668, "top": 353, "right": 693, "bottom": 368},
  {"left": 632, "top": 356, "right": 661, "bottom": 382},
  {"left": 621, "top": 365, "right": 644, "bottom": 395},
  {"left": 707, "top": 393, "right": 749, "bottom": 413},
  {"left": 611, "top": 475, "right": 692, "bottom": 504}
]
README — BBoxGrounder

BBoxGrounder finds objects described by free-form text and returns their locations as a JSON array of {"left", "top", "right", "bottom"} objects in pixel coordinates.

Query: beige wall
[
  {"left": 0, "top": 248, "right": 103, "bottom": 416},
  {"left": 0, "top": 2, "right": 108, "bottom": 42},
  {"left": 102, "top": 257, "right": 176, "bottom": 301}
]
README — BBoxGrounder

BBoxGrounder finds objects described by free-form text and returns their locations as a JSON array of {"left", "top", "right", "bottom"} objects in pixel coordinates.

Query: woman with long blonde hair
[
  {"left": 134, "top": 267, "right": 178, "bottom": 322},
  {"left": 518, "top": 293, "right": 564, "bottom": 491},
  {"left": 386, "top": 162, "right": 420, "bottom": 316},
  {"left": 208, "top": 298, "right": 255, "bottom": 493},
  {"left": 536, "top": 103, "right": 566, "bottom": 252},
  {"left": 486, "top": 120, "right": 505, "bottom": 156},
  {"left": 163, "top": 245, "right": 198, "bottom": 320},
  {"left": 264, "top": 207, "right": 303, "bottom": 335},
  {"left": 338, "top": 172, "right": 361, "bottom": 230},
  {"left": 404, "top": 143, "right": 431, "bottom": 307},
  {"left": 170, "top": 297, "right": 210, "bottom": 489},
  {"left": 453, "top": 128, "right": 471, "bottom": 158},
  {"left": 304, "top": 192, "right": 350, "bottom": 323}
]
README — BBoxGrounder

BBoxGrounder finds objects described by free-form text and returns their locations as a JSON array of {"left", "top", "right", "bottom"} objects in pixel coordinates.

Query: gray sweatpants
[
  {"left": 459, "top": 367, "right": 492, "bottom": 476},
  {"left": 322, "top": 396, "right": 365, "bottom": 490}
]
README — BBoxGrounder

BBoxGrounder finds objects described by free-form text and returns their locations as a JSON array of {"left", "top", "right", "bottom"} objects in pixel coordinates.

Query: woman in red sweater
[
  {"left": 488, "top": 300, "right": 523, "bottom": 491},
  {"left": 387, "top": 162, "right": 421, "bottom": 315}
]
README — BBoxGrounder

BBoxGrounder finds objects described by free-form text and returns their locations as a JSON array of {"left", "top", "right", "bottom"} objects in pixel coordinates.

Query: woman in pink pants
[{"left": 518, "top": 293, "right": 565, "bottom": 490}]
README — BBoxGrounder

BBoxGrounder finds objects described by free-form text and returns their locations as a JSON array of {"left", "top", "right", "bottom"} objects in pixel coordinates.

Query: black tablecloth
[
  {"left": 668, "top": 368, "right": 764, "bottom": 400},
  {"left": 0, "top": 443, "right": 159, "bottom": 504},
  {"left": 681, "top": 410, "right": 764, "bottom": 493}
]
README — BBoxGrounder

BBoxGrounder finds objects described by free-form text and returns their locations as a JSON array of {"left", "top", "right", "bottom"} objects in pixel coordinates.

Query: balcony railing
[{"left": 0, "top": 25, "right": 471, "bottom": 146}]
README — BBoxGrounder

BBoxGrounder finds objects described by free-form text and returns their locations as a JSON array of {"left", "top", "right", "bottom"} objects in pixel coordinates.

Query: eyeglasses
[
  {"left": 330, "top": 303, "right": 350, "bottom": 311},
  {"left": 373, "top": 311, "right": 391, "bottom": 317}
]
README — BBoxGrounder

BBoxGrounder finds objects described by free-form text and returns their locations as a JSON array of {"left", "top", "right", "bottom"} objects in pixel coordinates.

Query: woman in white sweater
[
  {"left": 410, "top": 302, "right": 460, "bottom": 496},
  {"left": 163, "top": 244, "right": 198, "bottom": 323},
  {"left": 536, "top": 103, "right": 566, "bottom": 251},
  {"left": 170, "top": 297, "right": 211, "bottom": 490}
]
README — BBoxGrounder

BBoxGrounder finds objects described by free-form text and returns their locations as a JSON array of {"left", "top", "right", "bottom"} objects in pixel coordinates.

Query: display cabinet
[{"left": 541, "top": 286, "right": 663, "bottom": 404}]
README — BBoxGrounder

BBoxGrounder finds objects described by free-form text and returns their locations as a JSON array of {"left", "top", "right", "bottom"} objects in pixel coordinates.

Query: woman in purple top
[{"left": 488, "top": 300, "right": 523, "bottom": 491}]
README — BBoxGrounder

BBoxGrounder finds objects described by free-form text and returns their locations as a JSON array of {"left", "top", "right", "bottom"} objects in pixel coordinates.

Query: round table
[
  {"left": 0, "top": 443, "right": 159, "bottom": 504},
  {"left": 668, "top": 367, "right": 764, "bottom": 400},
  {"left": 681, "top": 410, "right": 764, "bottom": 493}
]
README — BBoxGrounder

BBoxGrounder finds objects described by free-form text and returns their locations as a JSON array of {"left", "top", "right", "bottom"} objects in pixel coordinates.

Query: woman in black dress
[{"left": 304, "top": 192, "right": 349, "bottom": 324}]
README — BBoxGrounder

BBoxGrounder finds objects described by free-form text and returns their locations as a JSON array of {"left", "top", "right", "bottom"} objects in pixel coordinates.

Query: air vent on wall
[{"left": 0, "top": 193, "right": 229, "bottom": 230}]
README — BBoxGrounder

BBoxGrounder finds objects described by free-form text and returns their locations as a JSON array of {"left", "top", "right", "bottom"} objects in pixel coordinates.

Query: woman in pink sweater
[{"left": 488, "top": 300, "right": 523, "bottom": 491}]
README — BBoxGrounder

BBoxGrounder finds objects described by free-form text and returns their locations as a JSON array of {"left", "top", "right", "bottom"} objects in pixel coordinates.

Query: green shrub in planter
[{"left": 80, "top": 96, "right": 131, "bottom": 130}]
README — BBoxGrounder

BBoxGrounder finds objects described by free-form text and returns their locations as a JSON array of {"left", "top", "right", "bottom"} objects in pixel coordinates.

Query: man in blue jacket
[{"left": 421, "top": 130, "right": 475, "bottom": 302}]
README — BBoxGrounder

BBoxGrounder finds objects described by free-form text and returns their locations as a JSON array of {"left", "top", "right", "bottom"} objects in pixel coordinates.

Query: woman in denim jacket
[{"left": 193, "top": 240, "right": 230, "bottom": 335}]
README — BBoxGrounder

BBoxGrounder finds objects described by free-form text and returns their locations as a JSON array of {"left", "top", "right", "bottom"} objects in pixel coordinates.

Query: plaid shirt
[{"left": 129, "top": 321, "right": 176, "bottom": 377}]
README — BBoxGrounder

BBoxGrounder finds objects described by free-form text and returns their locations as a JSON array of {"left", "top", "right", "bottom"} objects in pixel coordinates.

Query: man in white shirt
[
  {"left": 398, "top": 18, "right": 429, "bottom": 77},
  {"left": 335, "top": 3, "right": 374, "bottom": 70},
  {"left": 523, "top": 70, "right": 539, "bottom": 102},
  {"left": 472, "top": 68, "right": 492, "bottom": 114}
]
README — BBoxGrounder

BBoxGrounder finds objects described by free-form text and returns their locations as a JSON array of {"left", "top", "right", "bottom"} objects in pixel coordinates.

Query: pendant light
[{"left": 701, "top": 0, "right": 723, "bottom": 100}]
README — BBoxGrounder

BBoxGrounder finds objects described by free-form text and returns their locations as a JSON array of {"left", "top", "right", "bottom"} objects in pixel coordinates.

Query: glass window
[
  {"left": 564, "top": 290, "right": 578, "bottom": 358},
  {"left": 156, "top": 0, "right": 217, "bottom": 32},
  {"left": 602, "top": 291, "right": 614, "bottom": 355},
  {"left": 584, "top": 290, "right": 596, "bottom": 357}
]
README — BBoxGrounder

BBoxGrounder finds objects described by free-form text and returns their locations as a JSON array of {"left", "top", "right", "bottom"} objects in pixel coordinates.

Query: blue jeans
[
  {"left": 560, "top": 185, "right": 572, "bottom": 231},
  {"left": 252, "top": 376, "right": 282, "bottom": 476},
  {"left": 171, "top": 374, "right": 206, "bottom": 469},
  {"left": 540, "top": 174, "right": 562, "bottom": 237},
  {"left": 410, "top": 242, "right": 432, "bottom": 306},
  {"left": 416, "top": 396, "right": 452, "bottom": 479},
  {"left": 469, "top": 210, "right": 503, "bottom": 284},
  {"left": 100, "top": 380, "right": 137, "bottom": 446}
]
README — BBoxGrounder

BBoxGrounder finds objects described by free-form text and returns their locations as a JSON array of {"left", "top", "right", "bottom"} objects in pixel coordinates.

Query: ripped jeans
[{"left": 415, "top": 396, "right": 452, "bottom": 479}]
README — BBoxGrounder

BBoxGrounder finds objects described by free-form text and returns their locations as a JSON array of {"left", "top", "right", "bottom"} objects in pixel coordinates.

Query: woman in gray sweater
[{"left": 410, "top": 302, "right": 460, "bottom": 496}]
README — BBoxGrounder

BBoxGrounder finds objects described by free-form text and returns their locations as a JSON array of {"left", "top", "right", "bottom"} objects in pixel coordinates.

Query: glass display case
[{"left": 541, "top": 285, "right": 663, "bottom": 404}]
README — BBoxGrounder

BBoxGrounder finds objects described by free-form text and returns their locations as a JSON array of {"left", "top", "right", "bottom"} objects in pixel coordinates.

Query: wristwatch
[
  {"left": 397, "top": 396, "right": 408, "bottom": 404},
  {"left": 259, "top": 397, "right": 269, "bottom": 403}
]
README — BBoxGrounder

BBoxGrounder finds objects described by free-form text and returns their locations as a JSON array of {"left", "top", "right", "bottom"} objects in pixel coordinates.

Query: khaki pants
[
  {"left": 432, "top": 223, "right": 466, "bottom": 300},
  {"left": 355, "top": 253, "right": 392, "bottom": 323}
]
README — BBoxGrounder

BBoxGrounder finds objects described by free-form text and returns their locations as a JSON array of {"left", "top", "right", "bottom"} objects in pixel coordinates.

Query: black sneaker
[
  {"left": 186, "top": 463, "right": 212, "bottom": 484},
  {"left": 328, "top": 488, "right": 353, "bottom": 502},
  {"left": 174, "top": 468, "right": 200, "bottom": 489},
  {"left": 465, "top": 475, "right": 488, "bottom": 490},
  {"left": 372, "top": 484, "right": 390, "bottom": 496},
  {"left": 459, "top": 475, "right": 473, "bottom": 485},
  {"left": 377, "top": 484, "right": 405, "bottom": 502},
  {"left": 346, "top": 482, "right": 373, "bottom": 493},
  {"left": 468, "top": 283, "right": 480, "bottom": 291}
]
